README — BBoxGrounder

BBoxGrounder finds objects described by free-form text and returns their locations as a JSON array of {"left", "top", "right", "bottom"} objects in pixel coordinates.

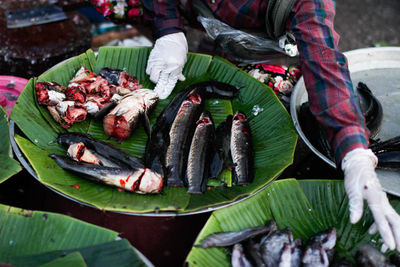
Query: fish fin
[{"left": 142, "top": 111, "right": 151, "bottom": 139}]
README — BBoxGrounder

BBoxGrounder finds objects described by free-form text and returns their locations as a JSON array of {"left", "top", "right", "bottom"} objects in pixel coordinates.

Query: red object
[{"left": 0, "top": 76, "right": 28, "bottom": 116}]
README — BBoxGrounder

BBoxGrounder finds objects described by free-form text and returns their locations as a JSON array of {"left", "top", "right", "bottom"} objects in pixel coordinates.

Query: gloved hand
[
  {"left": 146, "top": 32, "right": 188, "bottom": 99},
  {"left": 342, "top": 148, "right": 400, "bottom": 251}
]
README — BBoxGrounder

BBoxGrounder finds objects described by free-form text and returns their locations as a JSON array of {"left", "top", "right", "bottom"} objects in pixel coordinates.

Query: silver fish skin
[
  {"left": 186, "top": 111, "right": 214, "bottom": 194},
  {"left": 302, "top": 243, "right": 329, "bottom": 267},
  {"left": 232, "top": 243, "right": 254, "bottom": 267},
  {"left": 290, "top": 239, "right": 303, "bottom": 267},
  {"left": 260, "top": 228, "right": 293, "bottom": 267},
  {"left": 196, "top": 224, "right": 275, "bottom": 249},
  {"left": 244, "top": 239, "right": 266, "bottom": 267},
  {"left": 165, "top": 91, "right": 203, "bottom": 187},
  {"left": 355, "top": 244, "right": 395, "bottom": 267},
  {"left": 230, "top": 111, "right": 253, "bottom": 185},
  {"left": 49, "top": 154, "right": 142, "bottom": 192},
  {"left": 278, "top": 243, "right": 292, "bottom": 267},
  {"left": 55, "top": 132, "right": 145, "bottom": 169}
]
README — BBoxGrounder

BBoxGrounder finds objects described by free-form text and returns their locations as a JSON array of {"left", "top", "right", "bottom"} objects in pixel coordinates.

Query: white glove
[
  {"left": 146, "top": 32, "right": 188, "bottom": 99},
  {"left": 342, "top": 148, "right": 400, "bottom": 251}
]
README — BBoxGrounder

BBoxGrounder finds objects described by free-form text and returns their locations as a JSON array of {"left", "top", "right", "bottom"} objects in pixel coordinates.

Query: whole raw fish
[
  {"left": 50, "top": 154, "right": 162, "bottom": 194},
  {"left": 55, "top": 132, "right": 145, "bottom": 169},
  {"left": 209, "top": 115, "right": 232, "bottom": 179},
  {"left": 186, "top": 110, "right": 215, "bottom": 194},
  {"left": 165, "top": 90, "right": 204, "bottom": 187},
  {"left": 230, "top": 111, "right": 253, "bottom": 185},
  {"left": 196, "top": 221, "right": 277, "bottom": 248}
]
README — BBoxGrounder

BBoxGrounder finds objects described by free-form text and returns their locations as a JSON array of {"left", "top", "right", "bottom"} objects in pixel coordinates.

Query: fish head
[
  {"left": 233, "top": 111, "right": 247, "bottom": 122},
  {"left": 187, "top": 92, "right": 202, "bottom": 104},
  {"left": 302, "top": 243, "right": 329, "bottom": 267},
  {"left": 355, "top": 244, "right": 389, "bottom": 266},
  {"left": 308, "top": 227, "right": 337, "bottom": 250}
]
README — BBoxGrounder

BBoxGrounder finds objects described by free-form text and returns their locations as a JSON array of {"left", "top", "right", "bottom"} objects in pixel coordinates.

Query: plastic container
[{"left": 0, "top": 75, "right": 28, "bottom": 116}]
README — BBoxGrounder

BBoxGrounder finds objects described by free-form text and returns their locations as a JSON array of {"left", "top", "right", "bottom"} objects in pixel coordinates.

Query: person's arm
[
  {"left": 287, "top": 0, "right": 400, "bottom": 251},
  {"left": 142, "top": 0, "right": 188, "bottom": 99}
]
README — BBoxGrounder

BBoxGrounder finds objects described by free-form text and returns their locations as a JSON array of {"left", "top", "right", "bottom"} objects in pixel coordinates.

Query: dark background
[{"left": 1, "top": 1, "right": 400, "bottom": 266}]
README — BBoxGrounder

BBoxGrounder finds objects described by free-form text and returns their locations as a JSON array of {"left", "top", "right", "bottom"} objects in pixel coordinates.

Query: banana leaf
[
  {"left": 0, "top": 204, "right": 151, "bottom": 267},
  {"left": 186, "top": 178, "right": 400, "bottom": 266},
  {"left": 10, "top": 47, "right": 297, "bottom": 214},
  {"left": 0, "top": 106, "right": 21, "bottom": 183},
  {"left": 11, "top": 239, "right": 151, "bottom": 267}
]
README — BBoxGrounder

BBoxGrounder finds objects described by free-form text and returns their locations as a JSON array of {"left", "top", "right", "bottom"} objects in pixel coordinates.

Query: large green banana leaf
[
  {"left": 0, "top": 106, "right": 21, "bottom": 183},
  {"left": 10, "top": 47, "right": 297, "bottom": 214},
  {"left": 0, "top": 204, "right": 151, "bottom": 266},
  {"left": 186, "top": 178, "right": 400, "bottom": 266}
]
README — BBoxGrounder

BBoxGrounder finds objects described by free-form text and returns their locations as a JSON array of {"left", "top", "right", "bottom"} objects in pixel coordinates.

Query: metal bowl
[{"left": 290, "top": 46, "right": 400, "bottom": 196}]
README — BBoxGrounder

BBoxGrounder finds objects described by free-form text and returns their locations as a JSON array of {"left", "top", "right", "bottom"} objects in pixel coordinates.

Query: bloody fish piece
[
  {"left": 65, "top": 84, "right": 86, "bottom": 103},
  {"left": 232, "top": 243, "right": 253, "bottom": 267},
  {"left": 36, "top": 81, "right": 66, "bottom": 105},
  {"left": 70, "top": 66, "right": 97, "bottom": 83},
  {"left": 209, "top": 115, "right": 232, "bottom": 179},
  {"left": 230, "top": 111, "right": 253, "bottom": 185},
  {"left": 55, "top": 132, "right": 145, "bottom": 169},
  {"left": 186, "top": 111, "right": 215, "bottom": 194},
  {"left": 165, "top": 90, "right": 204, "bottom": 187},
  {"left": 67, "top": 142, "right": 100, "bottom": 165},
  {"left": 196, "top": 221, "right": 277, "bottom": 248},
  {"left": 136, "top": 168, "right": 164, "bottom": 194},
  {"left": 61, "top": 104, "right": 87, "bottom": 129},
  {"left": 99, "top": 67, "right": 142, "bottom": 91},
  {"left": 103, "top": 89, "right": 158, "bottom": 140}
]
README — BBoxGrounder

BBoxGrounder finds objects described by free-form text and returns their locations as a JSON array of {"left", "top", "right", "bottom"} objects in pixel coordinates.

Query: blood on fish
[
  {"left": 120, "top": 179, "right": 126, "bottom": 187},
  {"left": 113, "top": 115, "right": 127, "bottom": 128},
  {"left": 188, "top": 93, "right": 202, "bottom": 104},
  {"left": 241, "top": 128, "right": 249, "bottom": 135},
  {"left": 76, "top": 144, "right": 85, "bottom": 160},
  {"left": 234, "top": 113, "right": 247, "bottom": 121}
]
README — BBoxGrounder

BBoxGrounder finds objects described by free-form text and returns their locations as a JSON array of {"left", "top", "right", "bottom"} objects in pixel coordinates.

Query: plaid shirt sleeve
[
  {"left": 287, "top": 0, "right": 369, "bottom": 166},
  {"left": 141, "top": 0, "right": 185, "bottom": 39}
]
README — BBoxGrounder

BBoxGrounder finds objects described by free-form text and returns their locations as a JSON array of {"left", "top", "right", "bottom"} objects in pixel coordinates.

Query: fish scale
[
  {"left": 165, "top": 91, "right": 204, "bottom": 187},
  {"left": 186, "top": 111, "right": 214, "bottom": 194},
  {"left": 230, "top": 111, "right": 253, "bottom": 185}
]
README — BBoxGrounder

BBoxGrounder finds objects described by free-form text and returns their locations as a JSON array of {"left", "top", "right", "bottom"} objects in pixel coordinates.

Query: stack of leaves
[
  {"left": 186, "top": 179, "right": 400, "bottom": 266},
  {"left": 0, "top": 204, "right": 152, "bottom": 266}
]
